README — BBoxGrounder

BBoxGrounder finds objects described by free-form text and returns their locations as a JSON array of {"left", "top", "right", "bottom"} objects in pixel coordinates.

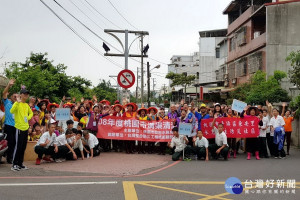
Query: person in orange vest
[
  {"left": 136, "top": 107, "right": 148, "bottom": 154},
  {"left": 147, "top": 107, "right": 158, "bottom": 154},
  {"left": 111, "top": 104, "right": 124, "bottom": 152},
  {"left": 122, "top": 103, "right": 137, "bottom": 154},
  {"left": 157, "top": 107, "right": 169, "bottom": 155}
]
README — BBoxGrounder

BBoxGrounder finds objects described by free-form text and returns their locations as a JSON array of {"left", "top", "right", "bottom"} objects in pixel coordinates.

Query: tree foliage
[
  {"left": 4, "top": 52, "right": 116, "bottom": 103},
  {"left": 230, "top": 70, "right": 290, "bottom": 105},
  {"left": 165, "top": 72, "right": 196, "bottom": 100},
  {"left": 286, "top": 50, "right": 300, "bottom": 89},
  {"left": 92, "top": 79, "right": 117, "bottom": 103}
]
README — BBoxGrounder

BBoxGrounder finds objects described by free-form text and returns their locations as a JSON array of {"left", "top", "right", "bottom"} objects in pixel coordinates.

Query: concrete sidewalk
[{"left": 28, "top": 152, "right": 170, "bottom": 175}]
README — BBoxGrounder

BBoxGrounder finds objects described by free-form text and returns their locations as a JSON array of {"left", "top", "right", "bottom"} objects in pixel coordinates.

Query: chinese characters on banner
[
  {"left": 97, "top": 116, "right": 174, "bottom": 142},
  {"left": 201, "top": 117, "right": 260, "bottom": 138}
]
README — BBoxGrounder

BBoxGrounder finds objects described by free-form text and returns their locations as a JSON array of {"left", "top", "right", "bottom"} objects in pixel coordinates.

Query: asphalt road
[{"left": 0, "top": 147, "right": 300, "bottom": 200}]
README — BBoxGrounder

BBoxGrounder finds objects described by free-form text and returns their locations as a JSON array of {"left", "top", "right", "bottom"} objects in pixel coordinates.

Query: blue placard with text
[
  {"left": 56, "top": 108, "right": 70, "bottom": 121},
  {"left": 232, "top": 99, "right": 247, "bottom": 113},
  {"left": 179, "top": 123, "right": 193, "bottom": 136}
]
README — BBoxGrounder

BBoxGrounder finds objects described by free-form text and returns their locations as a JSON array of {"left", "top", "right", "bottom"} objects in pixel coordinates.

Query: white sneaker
[
  {"left": 55, "top": 159, "right": 62, "bottom": 163},
  {"left": 18, "top": 165, "right": 29, "bottom": 170},
  {"left": 11, "top": 165, "right": 20, "bottom": 172},
  {"left": 279, "top": 156, "right": 282, "bottom": 159},
  {"left": 274, "top": 157, "right": 278, "bottom": 159}
]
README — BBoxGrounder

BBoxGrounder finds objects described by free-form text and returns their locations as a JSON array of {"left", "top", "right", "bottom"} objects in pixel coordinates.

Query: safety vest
[{"left": 125, "top": 112, "right": 136, "bottom": 118}]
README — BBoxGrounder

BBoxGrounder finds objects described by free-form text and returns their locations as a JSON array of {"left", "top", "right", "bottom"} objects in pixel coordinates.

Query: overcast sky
[{"left": 0, "top": 0, "right": 231, "bottom": 92}]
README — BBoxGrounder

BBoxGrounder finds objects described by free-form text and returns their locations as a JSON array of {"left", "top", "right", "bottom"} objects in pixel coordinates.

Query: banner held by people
[
  {"left": 201, "top": 117, "right": 260, "bottom": 138},
  {"left": 97, "top": 116, "right": 174, "bottom": 142}
]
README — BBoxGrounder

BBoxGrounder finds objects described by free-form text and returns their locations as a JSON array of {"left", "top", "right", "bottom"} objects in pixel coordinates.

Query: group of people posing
[{"left": 1, "top": 79, "right": 296, "bottom": 171}]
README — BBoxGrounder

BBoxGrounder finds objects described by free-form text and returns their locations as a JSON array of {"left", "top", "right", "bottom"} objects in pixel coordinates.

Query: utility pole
[
  {"left": 136, "top": 67, "right": 139, "bottom": 102},
  {"left": 147, "top": 62, "right": 150, "bottom": 108},
  {"left": 152, "top": 78, "right": 156, "bottom": 100},
  {"left": 163, "top": 84, "right": 166, "bottom": 102},
  {"left": 141, "top": 36, "right": 144, "bottom": 104},
  {"left": 104, "top": 29, "right": 149, "bottom": 102}
]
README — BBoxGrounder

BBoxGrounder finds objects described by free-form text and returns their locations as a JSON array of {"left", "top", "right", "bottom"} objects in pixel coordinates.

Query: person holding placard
[
  {"left": 208, "top": 114, "right": 229, "bottom": 161},
  {"left": 168, "top": 127, "right": 193, "bottom": 161}
]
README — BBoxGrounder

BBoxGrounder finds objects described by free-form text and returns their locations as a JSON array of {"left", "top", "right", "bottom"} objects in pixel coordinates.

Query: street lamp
[{"left": 147, "top": 63, "right": 160, "bottom": 107}]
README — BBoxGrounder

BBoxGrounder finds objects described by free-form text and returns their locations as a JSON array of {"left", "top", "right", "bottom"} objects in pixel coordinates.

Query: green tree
[
  {"left": 286, "top": 51, "right": 300, "bottom": 117},
  {"left": 229, "top": 70, "right": 290, "bottom": 105},
  {"left": 92, "top": 79, "right": 117, "bottom": 103},
  {"left": 166, "top": 72, "right": 196, "bottom": 101},
  {"left": 5, "top": 53, "right": 92, "bottom": 102},
  {"left": 286, "top": 50, "right": 300, "bottom": 88}
]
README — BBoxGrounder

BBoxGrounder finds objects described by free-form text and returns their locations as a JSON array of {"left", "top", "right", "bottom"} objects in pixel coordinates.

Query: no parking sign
[{"left": 117, "top": 69, "right": 135, "bottom": 89}]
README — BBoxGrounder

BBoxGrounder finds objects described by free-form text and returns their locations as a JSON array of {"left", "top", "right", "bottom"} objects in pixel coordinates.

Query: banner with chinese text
[
  {"left": 97, "top": 116, "right": 174, "bottom": 142},
  {"left": 201, "top": 117, "right": 260, "bottom": 138}
]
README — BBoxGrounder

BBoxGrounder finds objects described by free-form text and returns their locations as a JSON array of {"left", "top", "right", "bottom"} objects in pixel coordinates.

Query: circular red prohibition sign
[{"left": 117, "top": 69, "right": 136, "bottom": 89}]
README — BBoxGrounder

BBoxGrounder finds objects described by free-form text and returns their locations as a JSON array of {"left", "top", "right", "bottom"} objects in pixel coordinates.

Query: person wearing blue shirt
[
  {"left": 2, "top": 79, "right": 17, "bottom": 164},
  {"left": 195, "top": 104, "right": 210, "bottom": 131}
]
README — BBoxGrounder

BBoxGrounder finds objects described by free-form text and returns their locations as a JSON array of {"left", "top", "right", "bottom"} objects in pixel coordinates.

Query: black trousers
[
  {"left": 246, "top": 138, "right": 259, "bottom": 153},
  {"left": 125, "top": 141, "right": 135, "bottom": 153},
  {"left": 84, "top": 145, "right": 100, "bottom": 157},
  {"left": 148, "top": 142, "right": 155, "bottom": 153},
  {"left": 138, "top": 141, "right": 145, "bottom": 153},
  {"left": 227, "top": 138, "right": 236, "bottom": 151},
  {"left": 4, "top": 125, "right": 16, "bottom": 163},
  {"left": 54, "top": 146, "right": 69, "bottom": 159},
  {"left": 284, "top": 132, "right": 292, "bottom": 154},
  {"left": 34, "top": 146, "right": 55, "bottom": 159},
  {"left": 266, "top": 133, "right": 275, "bottom": 156},
  {"left": 259, "top": 137, "right": 268, "bottom": 157},
  {"left": 208, "top": 144, "right": 229, "bottom": 159},
  {"left": 12, "top": 129, "right": 28, "bottom": 166},
  {"left": 159, "top": 142, "right": 167, "bottom": 154},
  {"left": 66, "top": 148, "right": 82, "bottom": 160}
]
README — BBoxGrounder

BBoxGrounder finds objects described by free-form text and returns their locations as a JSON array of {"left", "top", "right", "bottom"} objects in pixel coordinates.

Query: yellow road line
[
  {"left": 123, "top": 181, "right": 300, "bottom": 200},
  {"left": 139, "top": 183, "right": 232, "bottom": 200},
  {"left": 123, "top": 181, "right": 138, "bottom": 200}
]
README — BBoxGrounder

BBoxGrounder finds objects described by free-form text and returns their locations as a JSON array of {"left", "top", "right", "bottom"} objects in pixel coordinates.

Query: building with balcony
[{"left": 223, "top": 0, "right": 300, "bottom": 95}]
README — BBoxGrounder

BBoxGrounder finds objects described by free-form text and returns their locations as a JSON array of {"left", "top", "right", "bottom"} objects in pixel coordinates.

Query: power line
[
  {"left": 68, "top": 0, "right": 104, "bottom": 30},
  {"left": 79, "top": 1, "right": 168, "bottom": 67},
  {"left": 40, "top": 0, "right": 123, "bottom": 69},
  {"left": 53, "top": 0, "right": 122, "bottom": 53},
  {"left": 107, "top": 0, "right": 139, "bottom": 30},
  {"left": 83, "top": 0, "right": 123, "bottom": 29},
  {"left": 54, "top": 0, "right": 149, "bottom": 67}
]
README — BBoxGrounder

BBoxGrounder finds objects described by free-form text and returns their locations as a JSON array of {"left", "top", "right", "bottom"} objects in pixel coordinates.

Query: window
[
  {"left": 236, "top": 26, "right": 247, "bottom": 47},
  {"left": 216, "top": 48, "right": 220, "bottom": 58},
  {"left": 248, "top": 52, "right": 263, "bottom": 74},
  {"left": 228, "top": 63, "right": 235, "bottom": 80},
  {"left": 230, "top": 37, "right": 236, "bottom": 52},
  {"left": 216, "top": 65, "right": 226, "bottom": 81},
  {"left": 196, "top": 72, "right": 199, "bottom": 79},
  {"left": 236, "top": 58, "right": 247, "bottom": 77}
]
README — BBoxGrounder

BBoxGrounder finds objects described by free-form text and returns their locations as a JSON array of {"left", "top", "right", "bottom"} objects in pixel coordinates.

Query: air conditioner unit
[{"left": 232, "top": 78, "right": 237, "bottom": 84}]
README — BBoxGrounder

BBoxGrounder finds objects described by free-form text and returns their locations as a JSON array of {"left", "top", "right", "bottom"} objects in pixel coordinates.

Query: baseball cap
[{"left": 20, "top": 89, "right": 29, "bottom": 94}]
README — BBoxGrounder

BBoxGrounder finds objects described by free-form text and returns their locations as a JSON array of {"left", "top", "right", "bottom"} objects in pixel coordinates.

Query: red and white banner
[
  {"left": 201, "top": 117, "right": 260, "bottom": 138},
  {"left": 97, "top": 116, "right": 174, "bottom": 142}
]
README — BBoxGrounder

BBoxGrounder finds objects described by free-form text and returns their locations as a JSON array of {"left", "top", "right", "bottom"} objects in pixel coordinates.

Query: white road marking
[{"left": 0, "top": 181, "right": 118, "bottom": 186}]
